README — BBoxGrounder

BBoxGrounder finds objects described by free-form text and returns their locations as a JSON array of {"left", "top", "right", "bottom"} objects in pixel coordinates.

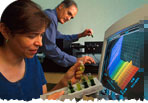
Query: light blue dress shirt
[{"left": 40, "top": 9, "right": 79, "bottom": 67}]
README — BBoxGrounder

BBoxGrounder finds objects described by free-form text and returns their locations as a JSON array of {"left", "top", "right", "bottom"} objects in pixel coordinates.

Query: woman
[{"left": 0, "top": 0, "right": 83, "bottom": 101}]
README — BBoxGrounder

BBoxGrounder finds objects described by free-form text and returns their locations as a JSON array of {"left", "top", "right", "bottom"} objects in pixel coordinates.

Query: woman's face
[{"left": 7, "top": 27, "right": 45, "bottom": 58}]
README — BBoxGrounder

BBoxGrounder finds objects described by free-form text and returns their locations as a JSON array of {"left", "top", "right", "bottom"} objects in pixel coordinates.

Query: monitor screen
[{"left": 99, "top": 21, "right": 145, "bottom": 99}]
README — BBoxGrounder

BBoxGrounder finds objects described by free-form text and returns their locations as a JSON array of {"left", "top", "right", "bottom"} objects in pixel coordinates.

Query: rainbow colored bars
[{"left": 109, "top": 60, "right": 139, "bottom": 90}]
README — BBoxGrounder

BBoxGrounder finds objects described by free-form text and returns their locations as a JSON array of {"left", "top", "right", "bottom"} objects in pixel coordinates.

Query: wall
[{"left": 33, "top": 0, "right": 148, "bottom": 44}]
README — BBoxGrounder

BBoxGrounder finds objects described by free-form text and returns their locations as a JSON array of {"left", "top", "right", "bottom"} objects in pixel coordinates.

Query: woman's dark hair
[
  {"left": 58, "top": 0, "right": 77, "bottom": 8},
  {"left": 0, "top": 0, "right": 50, "bottom": 46}
]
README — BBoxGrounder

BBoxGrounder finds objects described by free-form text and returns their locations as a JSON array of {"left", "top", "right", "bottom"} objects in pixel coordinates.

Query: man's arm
[
  {"left": 56, "top": 28, "right": 93, "bottom": 42},
  {"left": 41, "top": 9, "right": 94, "bottom": 67},
  {"left": 56, "top": 30, "right": 78, "bottom": 42},
  {"left": 41, "top": 28, "right": 77, "bottom": 67}
]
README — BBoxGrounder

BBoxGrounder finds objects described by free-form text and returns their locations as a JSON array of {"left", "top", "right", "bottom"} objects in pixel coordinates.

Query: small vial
[
  {"left": 87, "top": 73, "right": 95, "bottom": 86},
  {"left": 68, "top": 81, "right": 75, "bottom": 93},
  {"left": 81, "top": 76, "right": 89, "bottom": 88},
  {"left": 76, "top": 82, "right": 82, "bottom": 91},
  {"left": 79, "top": 61, "right": 85, "bottom": 72}
]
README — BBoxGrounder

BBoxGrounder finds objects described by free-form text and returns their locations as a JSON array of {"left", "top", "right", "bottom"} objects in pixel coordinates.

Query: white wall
[{"left": 33, "top": 0, "right": 148, "bottom": 44}]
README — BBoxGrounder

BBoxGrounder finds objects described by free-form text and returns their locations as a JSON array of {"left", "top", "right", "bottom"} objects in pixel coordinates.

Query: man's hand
[
  {"left": 78, "top": 29, "right": 93, "bottom": 38},
  {"left": 77, "top": 56, "right": 96, "bottom": 64}
]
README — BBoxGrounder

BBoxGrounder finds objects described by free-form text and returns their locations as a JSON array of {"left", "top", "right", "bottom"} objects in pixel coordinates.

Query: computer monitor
[{"left": 98, "top": 5, "right": 148, "bottom": 100}]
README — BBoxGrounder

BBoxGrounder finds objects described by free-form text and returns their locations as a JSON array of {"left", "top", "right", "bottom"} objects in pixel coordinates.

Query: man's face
[{"left": 57, "top": 4, "right": 78, "bottom": 24}]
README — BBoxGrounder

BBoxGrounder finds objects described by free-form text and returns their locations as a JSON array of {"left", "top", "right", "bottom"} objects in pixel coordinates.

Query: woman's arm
[
  {"left": 42, "top": 84, "right": 48, "bottom": 94},
  {"left": 45, "top": 62, "right": 83, "bottom": 100},
  {"left": 50, "top": 62, "right": 83, "bottom": 91}
]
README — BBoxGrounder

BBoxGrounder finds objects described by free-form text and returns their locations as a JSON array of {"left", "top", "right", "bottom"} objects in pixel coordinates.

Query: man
[{"left": 40, "top": 0, "right": 95, "bottom": 67}]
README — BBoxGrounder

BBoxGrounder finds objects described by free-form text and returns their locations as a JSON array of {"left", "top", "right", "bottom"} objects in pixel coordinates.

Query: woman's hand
[
  {"left": 47, "top": 91, "right": 64, "bottom": 100},
  {"left": 50, "top": 62, "right": 84, "bottom": 92},
  {"left": 61, "top": 62, "right": 84, "bottom": 86}
]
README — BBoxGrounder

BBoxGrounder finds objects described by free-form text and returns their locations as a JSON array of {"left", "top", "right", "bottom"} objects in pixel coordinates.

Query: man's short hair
[{"left": 58, "top": 0, "right": 77, "bottom": 8}]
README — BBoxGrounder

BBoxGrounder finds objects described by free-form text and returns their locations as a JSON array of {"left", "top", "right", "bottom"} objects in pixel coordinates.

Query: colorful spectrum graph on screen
[
  {"left": 109, "top": 60, "right": 139, "bottom": 90},
  {"left": 107, "top": 36, "right": 139, "bottom": 90}
]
